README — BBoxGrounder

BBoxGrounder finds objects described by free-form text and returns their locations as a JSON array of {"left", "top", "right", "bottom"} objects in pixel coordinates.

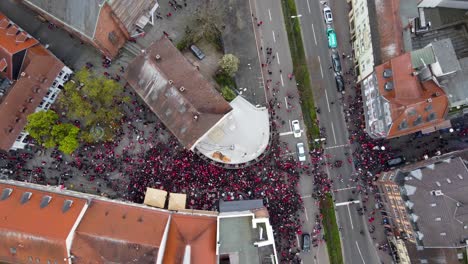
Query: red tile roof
[
  {"left": 0, "top": 45, "right": 64, "bottom": 150},
  {"left": 375, "top": 0, "right": 404, "bottom": 62},
  {"left": 0, "top": 183, "right": 88, "bottom": 264},
  {"left": 71, "top": 199, "right": 171, "bottom": 263},
  {"left": 375, "top": 53, "right": 449, "bottom": 138},
  {"left": 163, "top": 214, "right": 217, "bottom": 264}
]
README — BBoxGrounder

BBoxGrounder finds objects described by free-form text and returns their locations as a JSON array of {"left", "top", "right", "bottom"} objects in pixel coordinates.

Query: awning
[
  {"left": 143, "top": 187, "right": 167, "bottom": 208},
  {"left": 168, "top": 193, "right": 187, "bottom": 211}
]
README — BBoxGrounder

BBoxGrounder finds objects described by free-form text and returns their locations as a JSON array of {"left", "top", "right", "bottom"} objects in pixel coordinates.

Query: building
[
  {"left": 126, "top": 37, "right": 270, "bottom": 165},
  {"left": 21, "top": 0, "right": 159, "bottom": 58},
  {"left": 361, "top": 43, "right": 452, "bottom": 139},
  {"left": 377, "top": 150, "right": 468, "bottom": 263},
  {"left": 0, "top": 12, "right": 72, "bottom": 151},
  {"left": 217, "top": 200, "right": 279, "bottom": 264},
  {"left": 418, "top": 0, "right": 468, "bottom": 9}
]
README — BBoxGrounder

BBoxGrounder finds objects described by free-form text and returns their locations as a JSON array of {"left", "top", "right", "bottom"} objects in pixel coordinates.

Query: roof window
[
  {"left": 21, "top": 192, "right": 32, "bottom": 204},
  {"left": 62, "top": 200, "right": 73, "bottom": 213},
  {"left": 413, "top": 116, "right": 423, "bottom": 126},
  {"left": 0, "top": 188, "right": 12, "bottom": 201},
  {"left": 426, "top": 112, "right": 436, "bottom": 122},
  {"left": 40, "top": 195, "right": 52, "bottom": 208},
  {"left": 384, "top": 82, "right": 394, "bottom": 91},
  {"left": 398, "top": 120, "right": 408, "bottom": 130},
  {"left": 383, "top": 69, "right": 392, "bottom": 78}
]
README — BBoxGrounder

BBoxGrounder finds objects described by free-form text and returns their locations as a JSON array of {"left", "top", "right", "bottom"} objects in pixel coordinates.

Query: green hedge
[{"left": 320, "top": 194, "right": 344, "bottom": 264}]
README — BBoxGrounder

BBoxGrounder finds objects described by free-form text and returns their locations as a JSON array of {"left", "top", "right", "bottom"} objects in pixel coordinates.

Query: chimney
[
  {"left": 193, "top": 114, "right": 199, "bottom": 121},
  {"left": 155, "top": 54, "right": 161, "bottom": 60},
  {"left": 179, "top": 86, "right": 185, "bottom": 92},
  {"left": 169, "top": 80, "right": 173, "bottom": 85}
]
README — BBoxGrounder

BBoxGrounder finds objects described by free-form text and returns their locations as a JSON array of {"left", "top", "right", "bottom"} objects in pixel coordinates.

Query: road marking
[
  {"left": 304, "top": 207, "right": 309, "bottom": 222},
  {"left": 268, "top": 9, "right": 272, "bottom": 21},
  {"left": 347, "top": 204, "right": 354, "bottom": 229},
  {"left": 301, "top": 194, "right": 312, "bottom": 198},
  {"left": 281, "top": 152, "right": 296, "bottom": 157},
  {"left": 311, "top": 23, "right": 317, "bottom": 45},
  {"left": 272, "top": 30, "right": 276, "bottom": 42},
  {"left": 334, "top": 186, "right": 357, "bottom": 192},
  {"left": 284, "top": 97, "right": 288, "bottom": 109},
  {"left": 276, "top": 52, "right": 280, "bottom": 64},
  {"left": 280, "top": 74, "right": 284, "bottom": 87},
  {"left": 356, "top": 241, "right": 366, "bottom": 264},
  {"left": 335, "top": 200, "right": 360, "bottom": 206},
  {"left": 289, "top": 120, "right": 292, "bottom": 131},
  {"left": 296, "top": 234, "right": 300, "bottom": 248},
  {"left": 279, "top": 131, "right": 293, "bottom": 136},
  {"left": 318, "top": 56, "right": 323, "bottom": 78},
  {"left": 325, "top": 144, "right": 348, "bottom": 150},
  {"left": 307, "top": 0, "right": 311, "bottom": 13},
  {"left": 324, "top": 89, "right": 331, "bottom": 112},
  {"left": 331, "top": 122, "right": 337, "bottom": 144}
]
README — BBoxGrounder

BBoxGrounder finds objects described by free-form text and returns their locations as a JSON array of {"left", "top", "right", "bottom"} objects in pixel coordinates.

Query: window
[{"left": 10, "top": 247, "right": 16, "bottom": 255}]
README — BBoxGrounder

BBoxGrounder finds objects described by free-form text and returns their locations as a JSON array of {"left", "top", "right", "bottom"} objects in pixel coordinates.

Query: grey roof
[
  {"left": 24, "top": 0, "right": 104, "bottom": 39},
  {"left": 431, "top": 38, "right": 461, "bottom": 75},
  {"left": 396, "top": 157, "right": 468, "bottom": 248},
  {"left": 107, "top": 0, "right": 156, "bottom": 32},
  {"left": 410, "top": 46, "right": 436, "bottom": 69},
  {"left": 219, "top": 199, "right": 264, "bottom": 213},
  {"left": 439, "top": 57, "right": 468, "bottom": 107},
  {"left": 125, "top": 37, "right": 232, "bottom": 149}
]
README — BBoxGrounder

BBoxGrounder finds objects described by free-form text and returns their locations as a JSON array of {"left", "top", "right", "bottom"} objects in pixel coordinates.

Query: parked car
[
  {"left": 323, "top": 6, "right": 333, "bottom": 24},
  {"left": 331, "top": 52, "right": 341, "bottom": 73},
  {"left": 302, "top": 233, "right": 311, "bottom": 252},
  {"left": 292, "top": 120, "right": 301, "bottom": 138},
  {"left": 386, "top": 156, "right": 406, "bottom": 167},
  {"left": 335, "top": 74, "right": 344, "bottom": 92},
  {"left": 297, "top": 142, "right": 306, "bottom": 162},
  {"left": 326, "top": 27, "right": 337, "bottom": 49},
  {"left": 190, "top": 44, "right": 205, "bottom": 60}
]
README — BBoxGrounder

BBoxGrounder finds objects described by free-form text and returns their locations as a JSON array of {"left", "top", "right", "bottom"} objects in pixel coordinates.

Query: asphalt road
[{"left": 293, "top": 0, "right": 381, "bottom": 263}]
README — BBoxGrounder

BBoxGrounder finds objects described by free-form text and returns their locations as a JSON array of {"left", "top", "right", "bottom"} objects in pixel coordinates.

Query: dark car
[
  {"left": 386, "top": 156, "right": 406, "bottom": 167},
  {"left": 335, "top": 74, "right": 344, "bottom": 92},
  {"left": 302, "top": 233, "right": 311, "bottom": 252},
  {"left": 190, "top": 44, "right": 205, "bottom": 60},
  {"left": 331, "top": 52, "right": 341, "bottom": 73}
]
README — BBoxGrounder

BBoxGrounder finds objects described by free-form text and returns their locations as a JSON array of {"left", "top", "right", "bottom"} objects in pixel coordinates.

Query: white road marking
[
  {"left": 280, "top": 74, "right": 284, "bottom": 87},
  {"left": 318, "top": 56, "right": 323, "bottom": 78},
  {"left": 307, "top": 0, "right": 311, "bottom": 13},
  {"left": 325, "top": 144, "right": 348, "bottom": 150},
  {"left": 335, "top": 200, "right": 360, "bottom": 206},
  {"left": 347, "top": 204, "right": 354, "bottom": 229},
  {"left": 268, "top": 9, "right": 272, "bottom": 21},
  {"left": 331, "top": 122, "right": 337, "bottom": 144},
  {"left": 356, "top": 241, "right": 366, "bottom": 264},
  {"left": 325, "top": 89, "right": 331, "bottom": 112},
  {"left": 279, "top": 131, "right": 294, "bottom": 136},
  {"left": 296, "top": 234, "right": 300, "bottom": 248},
  {"left": 304, "top": 207, "right": 309, "bottom": 222},
  {"left": 272, "top": 30, "right": 276, "bottom": 42},
  {"left": 289, "top": 120, "right": 293, "bottom": 131},
  {"left": 284, "top": 97, "right": 288, "bottom": 109},
  {"left": 276, "top": 52, "right": 280, "bottom": 64},
  {"left": 312, "top": 23, "right": 317, "bottom": 45},
  {"left": 301, "top": 194, "right": 312, "bottom": 198},
  {"left": 334, "top": 186, "right": 357, "bottom": 192}
]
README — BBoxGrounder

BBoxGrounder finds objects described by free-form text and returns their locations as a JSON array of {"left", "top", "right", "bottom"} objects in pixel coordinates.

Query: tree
[
  {"left": 219, "top": 54, "right": 240, "bottom": 76},
  {"left": 57, "top": 68, "right": 128, "bottom": 142},
  {"left": 25, "top": 110, "right": 59, "bottom": 146},
  {"left": 56, "top": 125, "right": 80, "bottom": 154}
]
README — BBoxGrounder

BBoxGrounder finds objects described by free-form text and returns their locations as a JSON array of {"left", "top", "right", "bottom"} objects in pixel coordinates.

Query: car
[
  {"left": 323, "top": 6, "right": 333, "bottom": 24},
  {"left": 326, "top": 27, "right": 337, "bottom": 49},
  {"left": 386, "top": 156, "right": 406, "bottom": 167},
  {"left": 331, "top": 52, "right": 341, "bottom": 73},
  {"left": 335, "top": 74, "right": 344, "bottom": 92},
  {"left": 302, "top": 233, "right": 311, "bottom": 252},
  {"left": 292, "top": 120, "right": 301, "bottom": 138},
  {"left": 297, "top": 142, "right": 306, "bottom": 162},
  {"left": 190, "top": 44, "right": 205, "bottom": 60}
]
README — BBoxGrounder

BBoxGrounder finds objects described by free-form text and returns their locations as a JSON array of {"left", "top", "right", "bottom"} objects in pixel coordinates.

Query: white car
[
  {"left": 292, "top": 120, "right": 301, "bottom": 138},
  {"left": 297, "top": 142, "right": 307, "bottom": 162},
  {"left": 323, "top": 6, "right": 333, "bottom": 24}
]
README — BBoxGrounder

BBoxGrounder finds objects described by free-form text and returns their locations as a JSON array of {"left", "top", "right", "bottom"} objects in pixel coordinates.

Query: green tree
[
  {"left": 219, "top": 54, "right": 240, "bottom": 76},
  {"left": 25, "top": 110, "right": 58, "bottom": 146},
  {"left": 58, "top": 68, "right": 127, "bottom": 142},
  {"left": 57, "top": 125, "right": 80, "bottom": 154}
]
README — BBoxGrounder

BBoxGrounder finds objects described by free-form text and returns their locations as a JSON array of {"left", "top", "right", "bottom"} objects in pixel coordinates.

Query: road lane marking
[
  {"left": 325, "top": 89, "right": 331, "bottom": 112},
  {"left": 279, "top": 131, "right": 294, "bottom": 136},
  {"left": 268, "top": 9, "right": 272, "bottom": 21},
  {"left": 284, "top": 97, "right": 288, "bottom": 109},
  {"left": 272, "top": 30, "right": 276, "bottom": 42},
  {"left": 301, "top": 194, "right": 312, "bottom": 198},
  {"left": 334, "top": 186, "right": 357, "bottom": 192},
  {"left": 280, "top": 74, "right": 284, "bottom": 86},
  {"left": 356, "top": 241, "right": 366, "bottom": 264},
  {"left": 276, "top": 52, "right": 280, "bottom": 64},
  {"left": 325, "top": 144, "right": 348, "bottom": 150},
  {"left": 312, "top": 24, "right": 317, "bottom": 45},
  {"left": 304, "top": 207, "right": 309, "bottom": 222},
  {"left": 347, "top": 204, "right": 354, "bottom": 229},
  {"left": 331, "top": 122, "right": 337, "bottom": 144},
  {"left": 318, "top": 56, "right": 323, "bottom": 78},
  {"left": 296, "top": 234, "right": 300, "bottom": 248},
  {"left": 335, "top": 200, "right": 360, "bottom": 206},
  {"left": 307, "top": 0, "right": 311, "bottom": 13},
  {"left": 289, "top": 120, "right": 292, "bottom": 131}
]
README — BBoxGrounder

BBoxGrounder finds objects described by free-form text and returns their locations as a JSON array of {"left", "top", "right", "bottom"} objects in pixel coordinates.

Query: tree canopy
[
  {"left": 219, "top": 54, "right": 240, "bottom": 77},
  {"left": 57, "top": 68, "right": 128, "bottom": 142}
]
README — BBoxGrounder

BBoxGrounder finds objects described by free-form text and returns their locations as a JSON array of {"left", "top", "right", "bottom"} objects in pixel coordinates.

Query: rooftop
[
  {"left": 23, "top": 0, "right": 104, "bottom": 39},
  {"left": 395, "top": 156, "right": 468, "bottom": 247},
  {"left": 439, "top": 57, "right": 468, "bottom": 108},
  {"left": 125, "top": 37, "right": 233, "bottom": 149},
  {"left": 374, "top": 0, "right": 405, "bottom": 63},
  {"left": 107, "top": 0, "right": 156, "bottom": 33}
]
